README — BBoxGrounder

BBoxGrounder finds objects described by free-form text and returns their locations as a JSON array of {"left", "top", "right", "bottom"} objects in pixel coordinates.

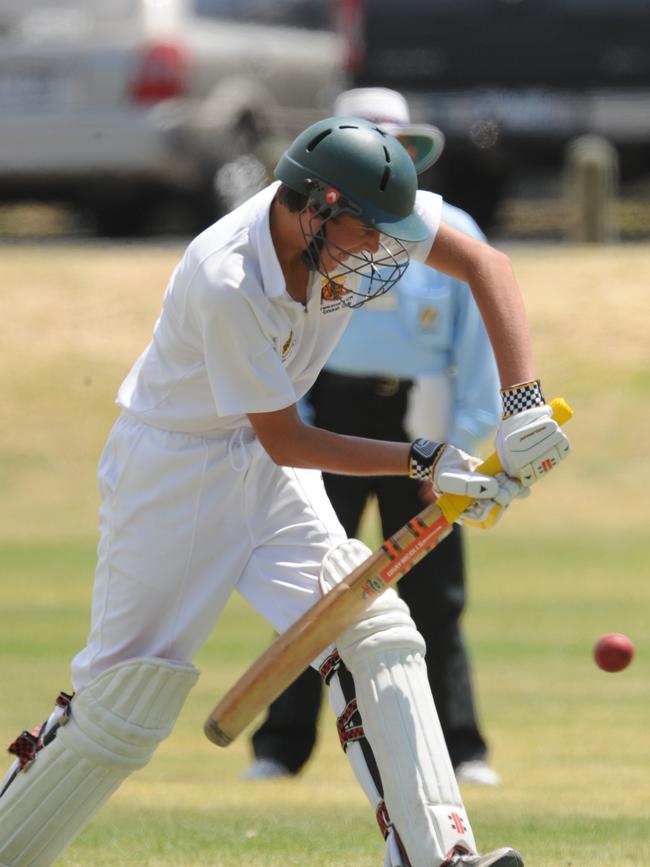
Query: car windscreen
[
  {"left": 563, "top": 0, "right": 650, "bottom": 9},
  {"left": 0, "top": 1, "right": 138, "bottom": 40},
  {"left": 193, "top": 0, "right": 331, "bottom": 30},
  {"left": 0, "top": 0, "right": 136, "bottom": 11},
  {"left": 359, "top": 0, "right": 650, "bottom": 89}
]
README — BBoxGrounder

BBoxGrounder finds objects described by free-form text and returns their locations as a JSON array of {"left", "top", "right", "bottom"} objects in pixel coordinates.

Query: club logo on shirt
[
  {"left": 320, "top": 277, "right": 350, "bottom": 313},
  {"left": 418, "top": 305, "right": 439, "bottom": 329}
]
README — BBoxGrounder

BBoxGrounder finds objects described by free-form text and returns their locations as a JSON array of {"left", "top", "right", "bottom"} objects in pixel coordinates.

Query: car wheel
[{"left": 88, "top": 188, "right": 153, "bottom": 238}]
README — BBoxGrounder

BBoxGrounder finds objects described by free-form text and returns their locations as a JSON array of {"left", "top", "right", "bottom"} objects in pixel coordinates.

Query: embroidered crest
[
  {"left": 321, "top": 278, "right": 349, "bottom": 304},
  {"left": 281, "top": 330, "right": 294, "bottom": 361},
  {"left": 418, "top": 305, "right": 439, "bottom": 329}
]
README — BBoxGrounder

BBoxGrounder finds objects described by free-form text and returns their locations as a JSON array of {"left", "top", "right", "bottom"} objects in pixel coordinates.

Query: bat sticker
[{"left": 379, "top": 514, "right": 450, "bottom": 584}]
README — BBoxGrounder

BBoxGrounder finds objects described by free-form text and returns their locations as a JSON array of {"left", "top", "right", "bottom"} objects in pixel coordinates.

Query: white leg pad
[
  {"left": 0, "top": 657, "right": 199, "bottom": 867},
  {"left": 322, "top": 541, "right": 477, "bottom": 867}
]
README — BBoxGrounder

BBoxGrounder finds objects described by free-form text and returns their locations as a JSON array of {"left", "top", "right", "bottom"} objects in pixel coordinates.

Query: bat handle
[{"left": 437, "top": 397, "right": 574, "bottom": 524}]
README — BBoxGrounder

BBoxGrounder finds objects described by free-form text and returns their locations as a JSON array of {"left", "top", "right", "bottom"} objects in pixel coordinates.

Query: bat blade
[
  {"left": 205, "top": 397, "right": 573, "bottom": 747},
  {"left": 204, "top": 504, "right": 452, "bottom": 746}
]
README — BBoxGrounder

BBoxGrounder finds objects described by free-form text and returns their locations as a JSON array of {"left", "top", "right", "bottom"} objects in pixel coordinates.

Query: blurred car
[
  {"left": 341, "top": 0, "right": 650, "bottom": 230},
  {"left": 0, "top": 0, "right": 345, "bottom": 235}
]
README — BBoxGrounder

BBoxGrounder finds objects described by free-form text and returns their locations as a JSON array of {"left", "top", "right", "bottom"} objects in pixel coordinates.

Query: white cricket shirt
[{"left": 117, "top": 182, "right": 442, "bottom": 433}]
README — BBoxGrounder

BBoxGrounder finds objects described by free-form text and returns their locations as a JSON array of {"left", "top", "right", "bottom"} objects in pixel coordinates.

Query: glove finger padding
[
  {"left": 496, "top": 405, "right": 571, "bottom": 487},
  {"left": 433, "top": 445, "right": 500, "bottom": 499},
  {"left": 460, "top": 472, "right": 530, "bottom": 530}
]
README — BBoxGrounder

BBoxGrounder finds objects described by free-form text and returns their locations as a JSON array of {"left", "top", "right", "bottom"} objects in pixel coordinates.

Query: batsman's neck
[{"left": 269, "top": 196, "right": 311, "bottom": 305}]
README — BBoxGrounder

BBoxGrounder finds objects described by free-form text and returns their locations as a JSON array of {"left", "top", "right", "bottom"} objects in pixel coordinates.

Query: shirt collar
[{"left": 254, "top": 181, "right": 286, "bottom": 300}]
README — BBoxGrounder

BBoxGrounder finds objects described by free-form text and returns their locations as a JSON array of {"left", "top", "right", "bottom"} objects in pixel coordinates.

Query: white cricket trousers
[{"left": 71, "top": 413, "right": 347, "bottom": 690}]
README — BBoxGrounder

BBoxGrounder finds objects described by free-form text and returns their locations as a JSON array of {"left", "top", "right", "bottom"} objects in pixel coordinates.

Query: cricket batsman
[{"left": 0, "top": 117, "right": 569, "bottom": 866}]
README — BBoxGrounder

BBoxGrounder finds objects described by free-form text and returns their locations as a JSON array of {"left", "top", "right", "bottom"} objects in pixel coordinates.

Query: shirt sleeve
[
  {"left": 191, "top": 274, "right": 296, "bottom": 417},
  {"left": 407, "top": 190, "right": 443, "bottom": 263},
  {"left": 439, "top": 202, "right": 487, "bottom": 241}
]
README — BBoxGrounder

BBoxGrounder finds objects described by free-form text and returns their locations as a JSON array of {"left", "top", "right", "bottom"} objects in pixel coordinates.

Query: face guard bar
[{"left": 299, "top": 202, "right": 411, "bottom": 309}]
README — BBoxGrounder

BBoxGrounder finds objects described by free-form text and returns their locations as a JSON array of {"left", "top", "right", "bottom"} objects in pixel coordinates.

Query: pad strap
[
  {"left": 7, "top": 731, "right": 40, "bottom": 772},
  {"left": 336, "top": 698, "right": 365, "bottom": 750},
  {"left": 377, "top": 802, "right": 413, "bottom": 866},
  {"left": 324, "top": 653, "right": 367, "bottom": 751},
  {"left": 2, "top": 691, "right": 73, "bottom": 798},
  {"left": 376, "top": 800, "right": 392, "bottom": 839},
  {"left": 318, "top": 649, "right": 343, "bottom": 685}
]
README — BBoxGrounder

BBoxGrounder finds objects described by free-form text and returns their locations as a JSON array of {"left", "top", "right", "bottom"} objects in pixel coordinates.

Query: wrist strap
[
  {"left": 500, "top": 379, "right": 545, "bottom": 419},
  {"left": 408, "top": 439, "right": 445, "bottom": 482}
]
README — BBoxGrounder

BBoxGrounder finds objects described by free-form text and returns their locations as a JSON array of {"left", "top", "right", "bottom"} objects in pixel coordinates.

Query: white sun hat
[{"left": 333, "top": 87, "right": 445, "bottom": 174}]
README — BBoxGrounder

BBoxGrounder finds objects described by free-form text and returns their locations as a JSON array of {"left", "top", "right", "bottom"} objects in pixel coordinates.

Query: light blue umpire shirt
[{"left": 319, "top": 202, "right": 501, "bottom": 454}]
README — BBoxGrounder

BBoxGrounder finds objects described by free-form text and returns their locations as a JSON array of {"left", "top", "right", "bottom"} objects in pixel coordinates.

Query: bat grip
[{"left": 437, "top": 397, "right": 573, "bottom": 524}]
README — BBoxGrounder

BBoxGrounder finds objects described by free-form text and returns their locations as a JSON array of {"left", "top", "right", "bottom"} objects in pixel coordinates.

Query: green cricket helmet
[
  {"left": 275, "top": 116, "right": 427, "bottom": 242},
  {"left": 274, "top": 118, "right": 429, "bottom": 307}
]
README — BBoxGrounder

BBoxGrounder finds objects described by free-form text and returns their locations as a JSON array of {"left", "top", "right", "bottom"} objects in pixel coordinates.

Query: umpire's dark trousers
[{"left": 251, "top": 370, "right": 488, "bottom": 771}]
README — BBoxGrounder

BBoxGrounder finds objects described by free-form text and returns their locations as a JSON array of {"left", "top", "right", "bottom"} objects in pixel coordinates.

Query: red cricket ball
[{"left": 593, "top": 633, "right": 634, "bottom": 672}]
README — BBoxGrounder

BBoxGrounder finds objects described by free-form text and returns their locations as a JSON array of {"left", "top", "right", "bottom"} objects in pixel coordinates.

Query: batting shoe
[
  {"left": 240, "top": 757, "right": 292, "bottom": 780},
  {"left": 455, "top": 759, "right": 502, "bottom": 787},
  {"left": 447, "top": 847, "right": 524, "bottom": 867}
]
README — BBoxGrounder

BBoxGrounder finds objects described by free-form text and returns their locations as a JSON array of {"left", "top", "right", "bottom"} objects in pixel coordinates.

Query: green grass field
[{"left": 1, "top": 242, "right": 649, "bottom": 866}]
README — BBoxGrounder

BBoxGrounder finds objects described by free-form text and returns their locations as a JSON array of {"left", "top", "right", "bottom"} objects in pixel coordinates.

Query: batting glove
[
  {"left": 496, "top": 381, "right": 570, "bottom": 487},
  {"left": 459, "top": 472, "right": 530, "bottom": 530},
  {"left": 408, "top": 439, "right": 500, "bottom": 499}
]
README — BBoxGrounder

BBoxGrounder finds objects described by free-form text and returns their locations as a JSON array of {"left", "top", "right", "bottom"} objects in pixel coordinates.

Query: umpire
[{"left": 244, "top": 88, "right": 502, "bottom": 787}]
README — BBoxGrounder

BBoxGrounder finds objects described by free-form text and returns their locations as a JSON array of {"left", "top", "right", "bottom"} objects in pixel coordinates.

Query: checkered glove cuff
[
  {"left": 500, "top": 380, "right": 545, "bottom": 419},
  {"left": 408, "top": 439, "right": 446, "bottom": 482}
]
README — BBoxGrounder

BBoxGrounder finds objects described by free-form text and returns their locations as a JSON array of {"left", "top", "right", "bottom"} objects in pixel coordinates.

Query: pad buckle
[
  {"left": 336, "top": 698, "right": 364, "bottom": 751},
  {"left": 6, "top": 691, "right": 73, "bottom": 771}
]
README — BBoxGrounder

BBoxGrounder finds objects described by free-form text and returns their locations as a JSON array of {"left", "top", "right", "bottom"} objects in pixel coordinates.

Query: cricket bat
[{"left": 204, "top": 397, "right": 573, "bottom": 746}]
